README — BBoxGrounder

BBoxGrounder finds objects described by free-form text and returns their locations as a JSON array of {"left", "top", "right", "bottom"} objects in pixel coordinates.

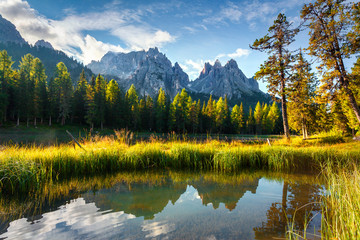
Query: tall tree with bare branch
[
  {"left": 251, "top": 13, "right": 299, "bottom": 139},
  {"left": 301, "top": 0, "right": 360, "bottom": 124}
]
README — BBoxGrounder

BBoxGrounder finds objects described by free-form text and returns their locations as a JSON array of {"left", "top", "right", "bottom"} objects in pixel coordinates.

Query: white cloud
[
  {"left": 80, "top": 35, "right": 125, "bottom": 64},
  {"left": 228, "top": 48, "right": 251, "bottom": 58},
  {"left": 182, "top": 59, "right": 215, "bottom": 80},
  {"left": 0, "top": 0, "right": 175, "bottom": 64}
]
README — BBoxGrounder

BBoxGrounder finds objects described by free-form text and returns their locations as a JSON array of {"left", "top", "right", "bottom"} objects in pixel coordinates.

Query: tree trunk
[
  {"left": 279, "top": 46, "right": 290, "bottom": 139},
  {"left": 16, "top": 116, "right": 19, "bottom": 126},
  {"left": 282, "top": 181, "right": 288, "bottom": 209},
  {"left": 41, "top": 117, "right": 43, "bottom": 124},
  {"left": 333, "top": 39, "right": 360, "bottom": 124},
  {"left": 34, "top": 117, "right": 37, "bottom": 127},
  {"left": 302, "top": 118, "right": 307, "bottom": 140},
  {"left": 344, "top": 86, "right": 360, "bottom": 124},
  {"left": 281, "top": 95, "right": 290, "bottom": 139},
  {"left": 49, "top": 116, "right": 52, "bottom": 126},
  {"left": 26, "top": 118, "right": 29, "bottom": 127},
  {"left": 61, "top": 116, "right": 65, "bottom": 126}
]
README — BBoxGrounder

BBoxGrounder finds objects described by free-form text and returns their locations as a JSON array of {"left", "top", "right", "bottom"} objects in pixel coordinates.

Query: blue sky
[{"left": 0, "top": 0, "right": 312, "bottom": 91}]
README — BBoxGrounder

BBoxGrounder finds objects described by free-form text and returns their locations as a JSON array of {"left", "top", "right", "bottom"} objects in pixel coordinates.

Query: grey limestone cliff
[
  {"left": 34, "top": 40, "right": 54, "bottom": 49},
  {"left": 0, "top": 14, "right": 26, "bottom": 45},
  {"left": 189, "top": 59, "right": 260, "bottom": 99},
  {"left": 88, "top": 47, "right": 190, "bottom": 98}
]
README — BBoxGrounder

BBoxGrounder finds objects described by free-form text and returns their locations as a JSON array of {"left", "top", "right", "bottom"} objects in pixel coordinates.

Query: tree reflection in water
[
  {"left": 254, "top": 180, "right": 322, "bottom": 240},
  {"left": 0, "top": 171, "right": 323, "bottom": 239}
]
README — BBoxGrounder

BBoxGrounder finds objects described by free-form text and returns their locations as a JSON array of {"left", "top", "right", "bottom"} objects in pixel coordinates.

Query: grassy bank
[
  {"left": 287, "top": 164, "right": 360, "bottom": 240},
  {"left": 0, "top": 134, "right": 359, "bottom": 195},
  {"left": 0, "top": 132, "right": 359, "bottom": 239}
]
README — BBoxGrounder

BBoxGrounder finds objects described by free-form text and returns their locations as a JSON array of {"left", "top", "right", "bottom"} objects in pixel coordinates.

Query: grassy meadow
[{"left": 0, "top": 128, "right": 359, "bottom": 239}]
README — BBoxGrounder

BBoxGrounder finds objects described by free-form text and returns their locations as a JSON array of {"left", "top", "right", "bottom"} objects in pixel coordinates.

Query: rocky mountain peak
[
  {"left": 189, "top": 58, "right": 260, "bottom": 100},
  {"left": 213, "top": 59, "right": 222, "bottom": 68},
  {"left": 0, "top": 14, "right": 27, "bottom": 45},
  {"left": 225, "top": 59, "right": 238, "bottom": 69},
  {"left": 34, "top": 40, "right": 53, "bottom": 49},
  {"left": 147, "top": 47, "right": 159, "bottom": 56},
  {"left": 87, "top": 48, "right": 190, "bottom": 98}
]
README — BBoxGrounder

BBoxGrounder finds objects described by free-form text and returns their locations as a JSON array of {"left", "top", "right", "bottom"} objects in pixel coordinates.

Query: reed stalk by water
[
  {"left": 0, "top": 136, "right": 359, "bottom": 195},
  {"left": 320, "top": 165, "right": 360, "bottom": 239}
]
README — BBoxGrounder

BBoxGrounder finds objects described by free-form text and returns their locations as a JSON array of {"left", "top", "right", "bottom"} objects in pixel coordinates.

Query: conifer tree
[
  {"left": 267, "top": 102, "right": 281, "bottom": 134},
  {"left": 139, "top": 97, "right": 147, "bottom": 131},
  {"left": 48, "top": 77, "right": 59, "bottom": 126},
  {"left": 125, "top": 84, "right": 139, "bottom": 129},
  {"left": 85, "top": 84, "right": 96, "bottom": 129},
  {"left": 230, "top": 104, "right": 244, "bottom": 133},
  {"left": 55, "top": 62, "right": 72, "bottom": 125},
  {"left": 155, "top": 88, "right": 167, "bottom": 132},
  {"left": 215, "top": 97, "right": 228, "bottom": 133},
  {"left": 73, "top": 69, "right": 88, "bottom": 124},
  {"left": 261, "top": 103, "right": 270, "bottom": 134},
  {"left": 94, "top": 74, "right": 106, "bottom": 129},
  {"left": 288, "top": 51, "right": 317, "bottom": 139},
  {"left": 251, "top": 13, "right": 298, "bottom": 138},
  {"left": 169, "top": 90, "right": 189, "bottom": 133},
  {"left": 0, "top": 50, "right": 14, "bottom": 124},
  {"left": 105, "top": 79, "right": 122, "bottom": 127},
  {"left": 331, "top": 96, "right": 350, "bottom": 134},
  {"left": 301, "top": 0, "right": 360, "bottom": 124},
  {"left": 18, "top": 54, "right": 35, "bottom": 126},
  {"left": 32, "top": 58, "right": 47, "bottom": 126},
  {"left": 254, "top": 101, "right": 263, "bottom": 134},
  {"left": 247, "top": 106, "right": 255, "bottom": 134},
  {"left": 205, "top": 95, "right": 216, "bottom": 133},
  {"left": 145, "top": 95, "right": 154, "bottom": 131}
]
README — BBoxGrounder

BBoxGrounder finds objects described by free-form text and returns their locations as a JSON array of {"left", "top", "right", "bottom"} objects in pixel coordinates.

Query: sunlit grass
[
  {"left": 0, "top": 134, "right": 359, "bottom": 195},
  {"left": 320, "top": 165, "right": 360, "bottom": 239},
  {"left": 286, "top": 163, "right": 360, "bottom": 240}
]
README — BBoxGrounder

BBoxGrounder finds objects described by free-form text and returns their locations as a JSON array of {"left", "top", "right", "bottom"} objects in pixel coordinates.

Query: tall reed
[{"left": 0, "top": 138, "right": 359, "bottom": 195}]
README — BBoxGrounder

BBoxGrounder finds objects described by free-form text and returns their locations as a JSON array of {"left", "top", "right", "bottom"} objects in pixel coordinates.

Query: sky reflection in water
[{"left": 0, "top": 173, "right": 323, "bottom": 240}]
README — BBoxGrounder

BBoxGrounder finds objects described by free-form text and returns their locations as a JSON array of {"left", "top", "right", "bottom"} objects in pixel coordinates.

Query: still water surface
[{"left": 0, "top": 172, "right": 323, "bottom": 240}]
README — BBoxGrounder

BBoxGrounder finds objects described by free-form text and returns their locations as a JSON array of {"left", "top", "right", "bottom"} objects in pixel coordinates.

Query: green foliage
[
  {"left": 155, "top": 88, "right": 167, "bottom": 132},
  {"left": 125, "top": 84, "right": 139, "bottom": 129},
  {"left": 287, "top": 51, "right": 317, "bottom": 138},
  {"left": 0, "top": 50, "right": 14, "bottom": 124},
  {"left": 94, "top": 74, "right": 106, "bottom": 129},
  {"left": 0, "top": 51, "right": 282, "bottom": 134},
  {"left": 72, "top": 70, "right": 88, "bottom": 124},
  {"left": 55, "top": 62, "right": 72, "bottom": 125},
  {"left": 301, "top": 0, "right": 360, "bottom": 124},
  {"left": 251, "top": 13, "right": 299, "bottom": 138},
  {"left": 230, "top": 104, "right": 244, "bottom": 133}
]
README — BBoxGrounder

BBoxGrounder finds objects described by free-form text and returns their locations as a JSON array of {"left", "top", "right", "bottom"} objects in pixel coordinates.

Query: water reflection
[
  {"left": 192, "top": 177, "right": 259, "bottom": 210},
  {"left": 254, "top": 181, "right": 322, "bottom": 240},
  {"left": 82, "top": 180, "right": 187, "bottom": 220},
  {"left": 0, "top": 171, "right": 323, "bottom": 240}
]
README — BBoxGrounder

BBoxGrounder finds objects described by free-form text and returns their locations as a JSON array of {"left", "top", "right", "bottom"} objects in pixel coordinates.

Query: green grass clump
[
  {"left": 0, "top": 136, "right": 359, "bottom": 195},
  {"left": 321, "top": 166, "right": 360, "bottom": 239}
]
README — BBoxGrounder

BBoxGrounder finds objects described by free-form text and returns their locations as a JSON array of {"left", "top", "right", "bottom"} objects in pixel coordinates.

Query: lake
[{"left": 0, "top": 171, "right": 323, "bottom": 240}]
